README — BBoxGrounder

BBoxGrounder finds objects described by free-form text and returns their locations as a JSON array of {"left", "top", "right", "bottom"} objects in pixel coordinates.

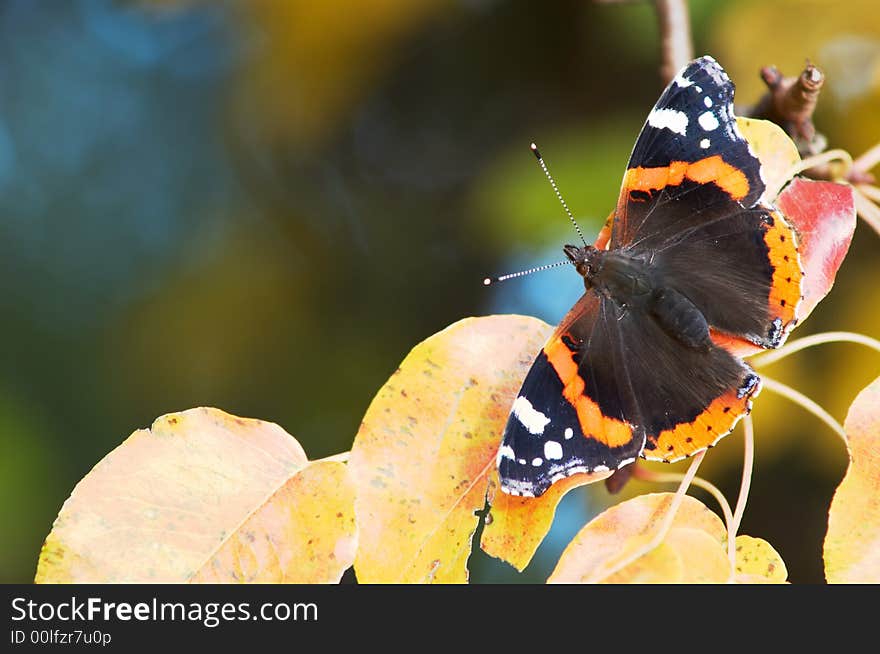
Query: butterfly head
[{"left": 563, "top": 244, "right": 601, "bottom": 286}]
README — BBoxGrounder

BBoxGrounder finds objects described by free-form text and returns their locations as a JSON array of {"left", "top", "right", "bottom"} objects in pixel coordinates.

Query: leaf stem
[
  {"left": 788, "top": 148, "right": 853, "bottom": 180},
  {"left": 729, "top": 415, "right": 755, "bottom": 583},
  {"left": 760, "top": 376, "right": 847, "bottom": 444},
  {"left": 633, "top": 467, "right": 734, "bottom": 546},
  {"left": 750, "top": 331, "right": 880, "bottom": 368},
  {"left": 853, "top": 141, "right": 880, "bottom": 173},
  {"left": 856, "top": 184, "right": 880, "bottom": 203},
  {"left": 589, "top": 451, "right": 705, "bottom": 582},
  {"left": 854, "top": 190, "right": 880, "bottom": 237}
]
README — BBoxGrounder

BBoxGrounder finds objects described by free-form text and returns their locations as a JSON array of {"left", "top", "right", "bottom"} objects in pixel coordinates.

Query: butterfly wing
[
  {"left": 612, "top": 56, "right": 803, "bottom": 349},
  {"left": 498, "top": 293, "right": 643, "bottom": 497},
  {"left": 499, "top": 57, "right": 803, "bottom": 496},
  {"left": 498, "top": 290, "right": 759, "bottom": 497}
]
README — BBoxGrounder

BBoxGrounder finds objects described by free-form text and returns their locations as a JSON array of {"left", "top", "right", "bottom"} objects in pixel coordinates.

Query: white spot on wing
[
  {"left": 544, "top": 441, "right": 563, "bottom": 461},
  {"left": 497, "top": 445, "right": 515, "bottom": 462},
  {"left": 700, "top": 138, "right": 710, "bottom": 149},
  {"left": 531, "top": 457, "right": 543, "bottom": 467},
  {"left": 501, "top": 479, "right": 536, "bottom": 497},
  {"left": 704, "top": 96, "right": 713, "bottom": 108},
  {"left": 673, "top": 69, "right": 693, "bottom": 88},
  {"left": 648, "top": 107, "right": 688, "bottom": 135},
  {"left": 699, "top": 111, "right": 719, "bottom": 131},
  {"left": 512, "top": 396, "right": 551, "bottom": 435},
  {"left": 564, "top": 427, "right": 574, "bottom": 440}
]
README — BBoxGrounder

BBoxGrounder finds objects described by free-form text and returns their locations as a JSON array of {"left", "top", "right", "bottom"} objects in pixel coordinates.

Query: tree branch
[
  {"left": 748, "top": 61, "right": 825, "bottom": 155},
  {"left": 654, "top": 0, "right": 693, "bottom": 85}
]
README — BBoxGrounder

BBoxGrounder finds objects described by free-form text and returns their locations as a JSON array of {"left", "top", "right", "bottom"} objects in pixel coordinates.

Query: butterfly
[{"left": 497, "top": 56, "right": 803, "bottom": 497}]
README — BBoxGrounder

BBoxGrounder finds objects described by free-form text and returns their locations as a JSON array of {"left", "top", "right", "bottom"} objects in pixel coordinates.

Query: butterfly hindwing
[
  {"left": 498, "top": 294, "right": 643, "bottom": 497},
  {"left": 498, "top": 289, "right": 761, "bottom": 496}
]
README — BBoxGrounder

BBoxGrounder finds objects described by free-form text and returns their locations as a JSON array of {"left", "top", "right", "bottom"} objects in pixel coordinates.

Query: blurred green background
[{"left": 2, "top": 0, "right": 879, "bottom": 584}]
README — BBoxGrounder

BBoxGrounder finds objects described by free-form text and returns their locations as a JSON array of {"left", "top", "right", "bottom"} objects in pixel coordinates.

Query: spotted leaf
[
  {"left": 734, "top": 535, "right": 788, "bottom": 583},
  {"left": 349, "top": 315, "right": 610, "bottom": 582}
]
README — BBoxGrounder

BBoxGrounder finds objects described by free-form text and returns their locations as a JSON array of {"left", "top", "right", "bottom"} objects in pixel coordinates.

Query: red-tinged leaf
[
  {"left": 775, "top": 177, "right": 856, "bottom": 321},
  {"left": 548, "top": 493, "right": 728, "bottom": 584},
  {"left": 35, "top": 408, "right": 356, "bottom": 583},
  {"left": 350, "top": 316, "right": 610, "bottom": 583},
  {"left": 824, "top": 375, "right": 880, "bottom": 583},
  {"left": 713, "top": 120, "right": 855, "bottom": 358}
]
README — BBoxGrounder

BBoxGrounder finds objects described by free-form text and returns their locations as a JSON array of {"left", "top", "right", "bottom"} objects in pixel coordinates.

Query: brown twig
[
  {"left": 748, "top": 61, "right": 825, "bottom": 156},
  {"left": 653, "top": 0, "right": 693, "bottom": 85}
]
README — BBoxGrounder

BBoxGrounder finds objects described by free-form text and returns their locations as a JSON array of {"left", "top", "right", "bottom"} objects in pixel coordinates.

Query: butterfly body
[
  {"left": 564, "top": 243, "right": 711, "bottom": 350},
  {"left": 497, "top": 56, "right": 804, "bottom": 498}
]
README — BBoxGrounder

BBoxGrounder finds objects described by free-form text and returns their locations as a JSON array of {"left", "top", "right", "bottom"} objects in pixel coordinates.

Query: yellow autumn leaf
[
  {"left": 349, "top": 315, "right": 609, "bottom": 583},
  {"left": 609, "top": 527, "right": 731, "bottom": 583},
  {"left": 824, "top": 375, "right": 880, "bottom": 583},
  {"left": 735, "top": 535, "right": 788, "bottom": 584},
  {"left": 548, "top": 493, "right": 728, "bottom": 584},
  {"left": 35, "top": 408, "right": 356, "bottom": 583},
  {"left": 736, "top": 116, "right": 802, "bottom": 202},
  {"left": 481, "top": 471, "right": 604, "bottom": 572}
]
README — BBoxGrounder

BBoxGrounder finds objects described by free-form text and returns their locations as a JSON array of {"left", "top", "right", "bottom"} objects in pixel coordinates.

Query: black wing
[
  {"left": 497, "top": 292, "right": 759, "bottom": 497},
  {"left": 610, "top": 56, "right": 802, "bottom": 348}
]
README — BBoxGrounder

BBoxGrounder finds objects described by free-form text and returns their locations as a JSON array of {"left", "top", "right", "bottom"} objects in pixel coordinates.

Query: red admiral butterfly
[{"left": 498, "top": 56, "right": 803, "bottom": 497}]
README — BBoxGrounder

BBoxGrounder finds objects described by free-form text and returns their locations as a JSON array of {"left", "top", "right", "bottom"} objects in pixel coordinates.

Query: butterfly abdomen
[{"left": 649, "top": 287, "right": 711, "bottom": 350}]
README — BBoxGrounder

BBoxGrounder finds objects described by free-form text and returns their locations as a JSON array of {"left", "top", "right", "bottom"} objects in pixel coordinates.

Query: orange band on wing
[
  {"left": 543, "top": 336, "right": 634, "bottom": 449},
  {"left": 623, "top": 155, "right": 750, "bottom": 201},
  {"left": 643, "top": 384, "right": 758, "bottom": 463},
  {"left": 764, "top": 210, "right": 802, "bottom": 328},
  {"left": 593, "top": 211, "right": 615, "bottom": 250}
]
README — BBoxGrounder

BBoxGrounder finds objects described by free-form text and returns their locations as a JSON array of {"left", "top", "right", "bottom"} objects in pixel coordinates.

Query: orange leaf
[
  {"left": 824, "top": 375, "right": 880, "bottom": 583},
  {"left": 349, "top": 316, "right": 609, "bottom": 582},
  {"left": 35, "top": 408, "right": 356, "bottom": 583},
  {"left": 481, "top": 471, "right": 606, "bottom": 572},
  {"left": 548, "top": 492, "right": 728, "bottom": 583}
]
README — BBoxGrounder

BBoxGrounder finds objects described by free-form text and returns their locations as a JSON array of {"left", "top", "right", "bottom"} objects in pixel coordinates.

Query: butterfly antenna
[
  {"left": 530, "top": 142, "right": 588, "bottom": 247},
  {"left": 483, "top": 259, "right": 570, "bottom": 286}
]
